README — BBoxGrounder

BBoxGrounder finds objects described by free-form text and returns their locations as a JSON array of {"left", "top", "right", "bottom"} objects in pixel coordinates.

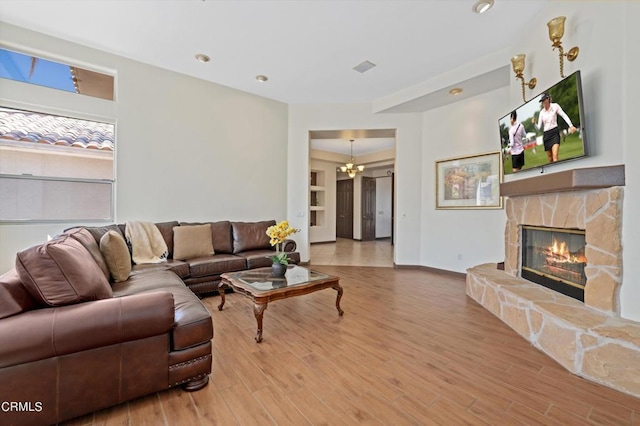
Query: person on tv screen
[
  {"left": 507, "top": 110, "right": 526, "bottom": 172},
  {"left": 532, "top": 92, "right": 577, "bottom": 163}
]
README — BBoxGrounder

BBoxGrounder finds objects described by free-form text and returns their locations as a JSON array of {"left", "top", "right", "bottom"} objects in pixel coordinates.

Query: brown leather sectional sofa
[
  {"left": 0, "top": 219, "right": 299, "bottom": 425},
  {"left": 102, "top": 220, "right": 300, "bottom": 296}
]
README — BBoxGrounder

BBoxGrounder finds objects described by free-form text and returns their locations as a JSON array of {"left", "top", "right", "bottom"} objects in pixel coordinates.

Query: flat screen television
[{"left": 499, "top": 70, "right": 587, "bottom": 175}]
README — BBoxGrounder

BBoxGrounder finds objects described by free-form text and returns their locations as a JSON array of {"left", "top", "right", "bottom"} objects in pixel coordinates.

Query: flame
[
  {"left": 551, "top": 239, "right": 569, "bottom": 260},
  {"left": 548, "top": 237, "right": 586, "bottom": 263}
]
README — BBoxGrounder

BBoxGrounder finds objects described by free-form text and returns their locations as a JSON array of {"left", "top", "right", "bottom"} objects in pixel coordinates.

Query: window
[
  {"left": 0, "top": 48, "right": 115, "bottom": 100},
  {"left": 0, "top": 107, "right": 115, "bottom": 222}
]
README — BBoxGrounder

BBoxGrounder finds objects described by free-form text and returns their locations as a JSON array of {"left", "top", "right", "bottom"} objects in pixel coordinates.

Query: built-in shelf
[
  {"left": 310, "top": 170, "right": 326, "bottom": 228},
  {"left": 500, "top": 165, "right": 625, "bottom": 197}
]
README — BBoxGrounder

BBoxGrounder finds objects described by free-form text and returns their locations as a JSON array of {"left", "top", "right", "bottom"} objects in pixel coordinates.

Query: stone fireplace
[
  {"left": 504, "top": 184, "right": 622, "bottom": 313},
  {"left": 466, "top": 165, "right": 640, "bottom": 398},
  {"left": 520, "top": 225, "right": 587, "bottom": 301}
]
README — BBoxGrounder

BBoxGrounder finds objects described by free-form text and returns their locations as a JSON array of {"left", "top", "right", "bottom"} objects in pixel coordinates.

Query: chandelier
[{"left": 340, "top": 139, "right": 365, "bottom": 178}]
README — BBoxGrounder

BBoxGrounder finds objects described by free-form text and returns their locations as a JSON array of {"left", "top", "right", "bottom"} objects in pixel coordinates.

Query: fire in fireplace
[{"left": 521, "top": 225, "right": 587, "bottom": 302}]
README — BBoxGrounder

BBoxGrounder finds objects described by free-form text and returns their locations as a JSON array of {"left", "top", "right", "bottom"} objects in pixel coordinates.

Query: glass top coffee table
[{"left": 218, "top": 265, "right": 344, "bottom": 343}]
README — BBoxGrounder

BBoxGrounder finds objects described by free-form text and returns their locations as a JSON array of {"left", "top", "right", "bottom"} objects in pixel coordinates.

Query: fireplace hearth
[
  {"left": 467, "top": 166, "right": 638, "bottom": 398},
  {"left": 521, "top": 225, "right": 586, "bottom": 302}
]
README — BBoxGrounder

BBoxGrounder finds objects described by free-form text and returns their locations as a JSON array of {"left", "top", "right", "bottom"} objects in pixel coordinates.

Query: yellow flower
[{"left": 266, "top": 220, "right": 299, "bottom": 247}]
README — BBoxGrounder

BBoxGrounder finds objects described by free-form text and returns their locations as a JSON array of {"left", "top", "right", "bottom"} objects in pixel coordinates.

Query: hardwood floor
[
  {"left": 310, "top": 238, "right": 394, "bottom": 267},
  {"left": 64, "top": 266, "right": 640, "bottom": 425}
]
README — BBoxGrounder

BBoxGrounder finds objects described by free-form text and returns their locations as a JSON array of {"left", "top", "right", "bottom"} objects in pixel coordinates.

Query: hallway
[{"left": 309, "top": 238, "right": 394, "bottom": 267}]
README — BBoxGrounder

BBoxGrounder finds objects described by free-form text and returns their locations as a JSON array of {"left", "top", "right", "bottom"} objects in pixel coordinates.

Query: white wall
[
  {"left": 503, "top": 3, "right": 624, "bottom": 172},
  {"left": 421, "top": 87, "right": 509, "bottom": 272},
  {"left": 288, "top": 104, "right": 422, "bottom": 264},
  {"left": 0, "top": 23, "right": 289, "bottom": 274},
  {"left": 402, "top": 2, "right": 638, "bottom": 321},
  {"left": 3, "top": 4, "right": 637, "bottom": 321},
  {"left": 375, "top": 177, "right": 392, "bottom": 238},
  {"left": 369, "top": 168, "right": 393, "bottom": 239},
  {"left": 502, "top": 3, "right": 636, "bottom": 320},
  {"left": 620, "top": 2, "right": 640, "bottom": 321}
]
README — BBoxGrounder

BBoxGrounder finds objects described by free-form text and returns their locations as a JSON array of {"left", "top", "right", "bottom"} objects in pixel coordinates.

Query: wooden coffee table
[{"left": 218, "top": 266, "right": 344, "bottom": 342}]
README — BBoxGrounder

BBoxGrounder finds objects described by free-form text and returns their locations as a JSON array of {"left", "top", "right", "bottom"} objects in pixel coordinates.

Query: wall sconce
[
  {"left": 511, "top": 54, "right": 537, "bottom": 102},
  {"left": 547, "top": 16, "right": 579, "bottom": 78}
]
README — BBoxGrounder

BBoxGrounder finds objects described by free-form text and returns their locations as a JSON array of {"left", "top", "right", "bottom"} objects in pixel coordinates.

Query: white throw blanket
[{"left": 125, "top": 221, "right": 168, "bottom": 264}]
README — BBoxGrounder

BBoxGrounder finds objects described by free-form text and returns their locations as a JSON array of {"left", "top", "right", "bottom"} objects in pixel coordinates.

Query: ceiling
[
  {"left": 310, "top": 129, "right": 395, "bottom": 157},
  {"left": 0, "top": 0, "right": 551, "bottom": 106},
  {"left": 311, "top": 138, "right": 395, "bottom": 157}
]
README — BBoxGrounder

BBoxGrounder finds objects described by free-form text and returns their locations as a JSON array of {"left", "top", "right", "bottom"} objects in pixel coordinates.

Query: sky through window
[{"left": 0, "top": 48, "right": 75, "bottom": 92}]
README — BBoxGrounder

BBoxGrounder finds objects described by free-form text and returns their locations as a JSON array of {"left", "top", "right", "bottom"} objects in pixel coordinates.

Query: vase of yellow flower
[{"left": 266, "top": 220, "right": 299, "bottom": 277}]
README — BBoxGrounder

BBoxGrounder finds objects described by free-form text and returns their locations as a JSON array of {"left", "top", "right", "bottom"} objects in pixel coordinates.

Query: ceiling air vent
[{"left": 353, "top": 60, "right": 376, "bottom": 73}]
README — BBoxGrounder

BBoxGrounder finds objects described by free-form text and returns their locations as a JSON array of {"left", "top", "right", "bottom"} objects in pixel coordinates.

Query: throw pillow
[
  {"left": 173, "top": 224, "right": 214, "bottom": 261},
  {"left": 66, "top": 227, "right": 111, "bottom": 282},
  {"left": 16, "top": 234, "right": 113, "bottom": 307},
  {"left": 100, "top": 230, "right": 132, "bottom": 282},
  {"left": 231, "top": 220, "right": 275, "bottom": 253},
  {"left": 180, "top": 221, "right": 233, "bottom": 254}
]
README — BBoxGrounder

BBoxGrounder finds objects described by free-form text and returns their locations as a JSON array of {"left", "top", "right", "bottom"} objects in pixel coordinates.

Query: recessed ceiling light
[
  {"left": 472, "top": 0, "right": 494, "bottom": 14},
  {"left": 449, "top": 88, "right": 463, "bottom": 96},
  {"left": 195, "top": 53, "right": 210, "bottom": 63},
  {"left": 255, "top": 75, "right": 269, "bottom": 82}
]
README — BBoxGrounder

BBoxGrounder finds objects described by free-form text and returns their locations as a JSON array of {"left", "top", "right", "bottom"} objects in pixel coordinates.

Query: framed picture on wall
[{"left": 435, "top": 152, "right": 503, "bottom": 209}]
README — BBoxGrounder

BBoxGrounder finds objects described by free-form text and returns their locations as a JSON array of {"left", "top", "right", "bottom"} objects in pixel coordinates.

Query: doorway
[
  {"left": 309, "top": 128, "right": 396, "bottom": 266},
  {"left": 336, "top": 179, "right": 354, "bottom": 239},
  {"left": 361, "top": 176, "right": 376, "bottom": 241}
]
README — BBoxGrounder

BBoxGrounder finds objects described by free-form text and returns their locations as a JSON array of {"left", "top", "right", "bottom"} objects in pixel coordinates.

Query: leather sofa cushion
[
  {"left": 235, "top": 250, "right": 275, "bottom": 269},
  {"left": 287, "top": 252, "right": 301, "bottom": 264},
  {"left": 65, "top": 228, "right": 111, "bottom": 282},
  {"left": 180, "top": 221, "right": 233, "bottom": 254},
  {"left": 130, "top": 259, "right": 190, "bottom": 279},
  {"left": 187, "top": 254, "right": 247, "bottom": 278},
  {"left": 170, "top": 284, "right": 213, "bottom": 350},
  {"left": 210, "top": 221, "right": 233, "bottom": 254},
  {"left": 100, "top": 231, "right": 132, "bottom": 282},
  {"left": 0, "top": 269, "right": 37, "bottom": 319},
  {"left": 112, "top": 272, "right": 182, "bottom": 298},
  {"left": 0, "top": 291, "right": 174, "bottom": 368},
  {"left": 16, "top": 233, "right": 113, "bottom": 307},
  {"left": 232, "top": 220, "right": 275, "bottom": 254},
  {"left": 236, "top": 250, "right": 301, "bottom": 269},
  {"left": 155, "top": 221, "right": 179, "bottom": 258},
  {"left": 80, "top": 224, "right": 124, "bottom": 245},
  {"left": 173, "top": 225, "right": 214, "bottom": 261},
  {"left": 110, "top": 271, "right": 212, "bottom": 351}
]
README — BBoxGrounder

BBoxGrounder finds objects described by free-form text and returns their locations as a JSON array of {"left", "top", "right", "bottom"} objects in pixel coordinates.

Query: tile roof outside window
[
  {"left": 0, "top": 108, "right": 114, "bottom": 151},
  {"left": 0, "top": 106, "right": 115, "bottom": 222}
]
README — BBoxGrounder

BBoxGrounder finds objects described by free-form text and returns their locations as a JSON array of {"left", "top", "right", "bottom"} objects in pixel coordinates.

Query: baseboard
[
  {"left": 313, "top": 238, "right": 391, "bottom": 242},
  {"left": 393, "top": 263, "right": 467, "bottom": 279}
]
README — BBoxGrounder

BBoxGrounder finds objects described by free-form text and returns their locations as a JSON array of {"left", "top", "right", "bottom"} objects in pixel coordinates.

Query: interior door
[
  {"left": 336, "top": 179, "right": 354, "bottom": 239},
  {"left": 361, "top": 176, "right": 376, "bottom": 241},
  {"left": 391, "top": 172, "right": 394, "bottom": 245}
]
